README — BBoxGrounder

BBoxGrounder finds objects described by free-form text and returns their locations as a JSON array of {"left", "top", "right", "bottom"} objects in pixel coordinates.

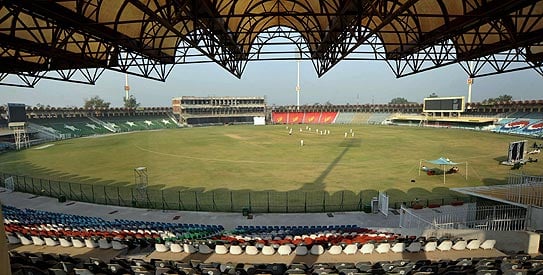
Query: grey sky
[{"left": 1, "top": 59, "right": 541, "bottom": 107}]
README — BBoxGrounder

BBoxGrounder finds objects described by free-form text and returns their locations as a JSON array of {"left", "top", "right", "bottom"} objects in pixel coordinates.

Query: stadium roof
[{"left": 1, "top": 0, "right": 543, "bottom": 87}]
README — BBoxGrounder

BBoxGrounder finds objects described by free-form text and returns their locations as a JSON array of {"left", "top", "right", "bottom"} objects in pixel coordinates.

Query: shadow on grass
[
  {"left": 481, "top": 177, "right": 509, "bottom": 186},
  {"left": 493, "top": 155, "right": 508, "bottom": 163}
]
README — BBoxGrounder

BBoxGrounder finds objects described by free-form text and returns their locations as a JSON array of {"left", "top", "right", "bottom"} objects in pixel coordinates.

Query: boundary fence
[{"left": 0, "top": 172, "right": 469, "bottom": 213}]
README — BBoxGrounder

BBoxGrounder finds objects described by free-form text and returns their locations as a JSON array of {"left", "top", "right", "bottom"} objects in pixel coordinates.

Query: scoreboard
[
  {"left": 7, "top": 103, "right": 27, "bottom": 123},
  {"left": 423, "top": 97, "right": 465, "bottom": 112}
]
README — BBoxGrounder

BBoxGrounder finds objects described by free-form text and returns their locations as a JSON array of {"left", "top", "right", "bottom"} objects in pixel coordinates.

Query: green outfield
[{"left": 1, "top": 124, "right": 542, "bottom": 207}]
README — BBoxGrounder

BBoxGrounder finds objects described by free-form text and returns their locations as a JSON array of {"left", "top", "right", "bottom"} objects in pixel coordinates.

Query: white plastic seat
[
  {"left": 7, "top": 234, "right": 21, "bottom": 244},
  {"left": 467, "top": 239, "right": 481, "bottom": 250},
  {"left": 59, "top": 237, "right": 73, "bottom": 247},
  {"left": 112, "top": 240, "right": 127, "bottom": 250},
  {"left": 215, "top": 244, "right": 228, "bottom": 254},
  {"left": 44, "top": 237, "right": 59, "bottom": 247},
  {"left": 375, "top": 243, "right": 391, "bottom": 254},
  {"left": 155, "top": 243, "right": 169, "bottom": 252},
  {"left": 328, "top": 245, "right": 342, "bottom": 255},
  {"left": 245, "top": 245, "right": 259, "bottom": 255},
  {"left": 360, "top": 243, "right": 375, "bottom": 254},
  {"left": 85, "top": 238, "right": 99, "bottom": 248},
  {"left": 198, "top": 244, "right": 213, "bottom": 254},
  {"left": 261, "top": 245, "right": 276, "bottom": 256},
  {"left": 229, "top": 245, "right": 243, "bottom": 255},
  {"left": 343, "top": 244, "right": 358, "bottom": 255},
  {"left": 31, "top": 236, "right": 45, "bottom": 246},
  {"left": 391, "top": 242, "right": 405, "bottom": 253},
  {"left": 18, "top": 234, "right": 33, "bottom": 245},
  {"left": 170, "top": 243, "right": 183, "bottom": 253},
  {"left": 72, "top": 238, "right": 85, "bottom": 248},
  {"left": 480, "top": 239, "right": 496, "bottom": 250},
  {"left": 436, "top": 240, "right": 452, "bottom": 251},
  {"left": 423, "top": 241, "right": 437, "bottom": 252},
  {"left": 294, "top": 246, "right": 308, "bottom": 256},
  {"left": 406, "top": 241, "right": 421, "bottom": 253},
  {"left": 452, "top": 240, "right": 467, "bottom": 251},
  {"left": 277, "top": 244, "right": 292, "bottom": 255},
  {"left": 310, "top": 245, "right": 324, "bottom": 255},
  {"left": 98, "top": 238, "right": 112, "bottom": 249},
  {"left": 181, "top": 243, "right": 196, "bottom": 254}
]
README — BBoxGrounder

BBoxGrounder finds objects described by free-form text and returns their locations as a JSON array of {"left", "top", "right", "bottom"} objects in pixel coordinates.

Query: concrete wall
[
  {"left": 484, "top": 231, "right": 540, "bottom": 254},
  {"left": 529, "top": 206, "right": 543, "bottom": 230}
]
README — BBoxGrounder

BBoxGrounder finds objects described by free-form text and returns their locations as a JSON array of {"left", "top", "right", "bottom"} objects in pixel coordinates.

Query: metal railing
[
  {"left": 0, "top": 173, "right": 367, "bottom": 213},
  {"left": 399, "top": 204, "right": 527, "bottom": 231},
  {"left": 0, "top": 172, "right": 471, "bottom": 213}
]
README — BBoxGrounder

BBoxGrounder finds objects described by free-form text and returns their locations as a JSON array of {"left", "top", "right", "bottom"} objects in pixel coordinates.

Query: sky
[{"left": 1, "top": 55, "right": 542, "bottom": 108}]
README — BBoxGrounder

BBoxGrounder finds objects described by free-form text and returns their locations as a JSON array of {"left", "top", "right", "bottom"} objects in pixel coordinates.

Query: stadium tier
[
  {"left": 26, "top": 115, "right": 178, "bottom": 138},
  {"left": 6, "top": 201, "right": 543, "bottom": 275},
  {"left": 29, "top": 117, "right": 111, "bottom": 138},
  {"left": 4, "top": 204, "right": 508, "bottom": 256},
  {"left": 351, "top": 113, "right": 373, "bottom": 124}
]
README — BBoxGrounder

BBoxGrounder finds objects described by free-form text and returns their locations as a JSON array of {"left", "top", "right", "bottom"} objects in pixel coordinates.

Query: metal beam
[
  {"left": 0, "top": 33, "right": 112, "bottom": 73},
  {"left": 388, "top": 0, "right": 543, "bottom": 59},
  {"left": 4, "top": 0, "right": 173, "bottom": 63}
]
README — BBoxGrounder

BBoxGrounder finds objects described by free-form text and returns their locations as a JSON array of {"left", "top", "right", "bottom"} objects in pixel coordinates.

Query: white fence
[
  {"left": 507, "top": 174, "right": 543, "bottom": 206},
  {"left": 378, "top": 191, "right": 389, "bottom": 217}
]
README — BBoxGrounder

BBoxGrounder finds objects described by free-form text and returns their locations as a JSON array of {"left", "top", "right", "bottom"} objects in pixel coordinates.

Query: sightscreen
[
  {"left": 7, "top": 103, "right": 27, "bottom": 122},
  {"left": 508, "top": 140, "right": 526, "bottom": 163},
  {"left": 423, "top": 97, "right": 465, "bottom": 112}
]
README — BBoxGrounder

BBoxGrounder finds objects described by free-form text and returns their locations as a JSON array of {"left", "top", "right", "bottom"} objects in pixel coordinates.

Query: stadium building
[
  {"left": 172, "top": 96, "right": 266, "bottom": 126},
  {"left": 2, "top": 0, "right": 543, "bottom": 273}
]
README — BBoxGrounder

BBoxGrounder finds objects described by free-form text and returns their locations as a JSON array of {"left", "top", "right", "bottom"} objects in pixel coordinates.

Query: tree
[
  {"left": 482, "top": 94, "right": 513, "bottom": 104},
  {"left": 389, "top": 97, "right": 409, "bottom": 104},
  {"left": 428, "top": 92, "right": 439, "bottom": 98},
  {"left": 84, "top": 96, "right": 110, "bottom": 109},
  {"left": 123, "top": 95, "right": 140, "bottom": 108},
  {"left": 35, "top": 103, "right": 51, "bottom": 108},
  {"left": 496, "top": 94, "right": 513, "bottom": 102}
]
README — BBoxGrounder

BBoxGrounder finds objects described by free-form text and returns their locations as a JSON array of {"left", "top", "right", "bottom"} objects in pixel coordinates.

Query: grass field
[{"left": 0, "top": 124, "right": 542, "bottom": 207}]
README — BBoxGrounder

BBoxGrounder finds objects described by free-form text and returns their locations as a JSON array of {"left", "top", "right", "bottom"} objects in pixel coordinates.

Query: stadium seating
[
  {"left": 351, "top": 112, "right": 372, "bottom": 124},
  {"left": 3, "top": 203, "right": 510, "bottom": 271},
  {"left": 8, "top": 251, "right": 542, "bottom": 275},
  {"left": 437, "top": 239, "right": 453, "bottom": 251},
  {"left": 334, "top": 112, "right": 355, "bottom": 124},
  {"left": 480, "top": 239, "right": 497, "bottom": 250},
  {"left": 367, "top": 113, "right": 392, "bottom": 124},
  {"left": 29, "top": 115, "right": 178, "bottom": 138},
  {"left": 452, "top": 239, "right": 467, "bottom": 250}
]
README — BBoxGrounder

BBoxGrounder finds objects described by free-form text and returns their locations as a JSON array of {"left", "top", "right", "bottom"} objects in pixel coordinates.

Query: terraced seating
[
  {"left": 334, "top": 112, "right": 355, "bottom": 124},
  {"left": 2, "top": 205, "right": 223, "bottom": 252},
  {"left": 351, "top": 112, "right": 372, "bottom": 124},
  {"left": 3, "top": 205, "right": 499, "bottom": 258},
  {"left": 31, "top": 117, "right": 110, "bottom": 137},
  {"left": 100, "top": 115, "right": 177, "bottom": 132},
  {"left": 367, "top": 112, "right": 392, "bottom": 124},
  {"left": 8, "top": 251, "right": 543, "bottom": 275}
]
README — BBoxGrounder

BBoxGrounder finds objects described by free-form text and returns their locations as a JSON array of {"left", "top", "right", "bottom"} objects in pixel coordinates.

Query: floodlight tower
[
  {"left": 467, "top": 61, "right": 474, "bottom": 106},
  {"left": 295, "top": 51, "right": 301, "bottom": 110},
  {"left": 124, "top": 73, "right": 130, "bottom": 101}
]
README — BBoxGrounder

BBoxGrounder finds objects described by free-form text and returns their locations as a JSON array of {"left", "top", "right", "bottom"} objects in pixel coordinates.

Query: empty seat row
[
  {"left": 10, "top": 251, "right": 543, "bottom": 275},
  {"left": 151, "top": 238, "right": 496, "bottom": 255}
]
